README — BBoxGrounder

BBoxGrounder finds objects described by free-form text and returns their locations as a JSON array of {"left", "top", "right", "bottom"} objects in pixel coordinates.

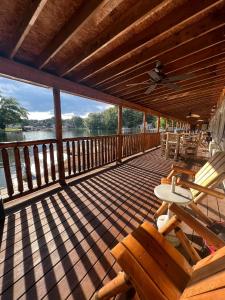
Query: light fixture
[{"left": 186, "top": 112, "right": 200, "bottom": 118}]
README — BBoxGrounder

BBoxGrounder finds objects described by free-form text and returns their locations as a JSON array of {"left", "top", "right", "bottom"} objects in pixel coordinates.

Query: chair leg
[
  {"left": 188, "top": 203, "right": 213, "bottom": 226},
  {"left": 94, "top": 272, "right": 131, "bottom": 300},
  {"left": 154, "top": 201, "right": 168, "bottom": 219},
  {"left": 175, "top": 227, "right": 201, "bottom": 264}
]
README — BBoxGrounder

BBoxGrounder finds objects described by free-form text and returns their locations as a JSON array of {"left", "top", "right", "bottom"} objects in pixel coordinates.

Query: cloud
[
  {"left": 28, "top": 111, "right": 54, "bottom": 120},
  {"left": 0, "top": 76, "right": 114, "bottom": 116}
]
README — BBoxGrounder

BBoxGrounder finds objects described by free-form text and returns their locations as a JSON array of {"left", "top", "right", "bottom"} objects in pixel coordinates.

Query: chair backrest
[
  {"left": 167, "top": 132, "right": 179, "bottom": 142},
  {"left": 191, "top": 151, "right": 225, "bottom": 198},
  {"left": 181, "top": 246, "right": 225, "bottom": 299}
]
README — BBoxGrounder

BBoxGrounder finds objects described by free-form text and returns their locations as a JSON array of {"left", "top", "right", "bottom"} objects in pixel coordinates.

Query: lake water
[{"left": 0, "top": 128, "right": 119, "bottom": 193}]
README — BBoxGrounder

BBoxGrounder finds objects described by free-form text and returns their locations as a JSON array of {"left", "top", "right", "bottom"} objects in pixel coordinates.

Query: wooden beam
[
  {"left": 8, "top": 0, "right": 48, "bottom": 59},
  {"left": 53, "top": 88, "right": 65, "bottom": 184},
  {"left": 36, "top": 0, "right": 103, "bottom": 69},
  {"left": 76, "top": 0, "right": 225, "bottom": 84},
  {"left": 59, "top": 0, "right": 161, "bottom": 76},
  {"left": 157, "top": 116, "right": 160, "bottom": 133},
  {"left": 142, "top": 112, "right": 147, "bottom": 152},
  {"left": 99, "top": 25, "right": 225, "bottom": 91},
  {"left": 0, "top": 56, "right": 184, "bottom": 122}
]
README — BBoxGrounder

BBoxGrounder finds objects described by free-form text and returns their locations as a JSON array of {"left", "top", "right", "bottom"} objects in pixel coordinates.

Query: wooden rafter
[
  {"left": 74, "top": 0, "right": 225, "bottom": 84},
  {"left": 8, "top": 0, "right": 48, "bottom": 59},
  {"left": 36, "top": 0, "right": 103, "bottom": 69},
  {"left": 0, "top": 57, "right": 183, "bottom": 122}
]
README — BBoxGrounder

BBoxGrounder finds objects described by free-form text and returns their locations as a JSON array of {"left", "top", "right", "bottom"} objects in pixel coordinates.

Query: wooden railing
[
  {"left": 0, "top": 133, "right": 160, "bottom": 200},
  {"left": 63, "top": 135, "right": 118, "bottom": 178}
]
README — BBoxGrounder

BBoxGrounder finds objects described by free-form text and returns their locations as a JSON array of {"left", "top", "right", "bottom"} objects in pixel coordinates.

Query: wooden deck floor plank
[{"left": 0, "top": 149, "right": 221, "bottom": 300}]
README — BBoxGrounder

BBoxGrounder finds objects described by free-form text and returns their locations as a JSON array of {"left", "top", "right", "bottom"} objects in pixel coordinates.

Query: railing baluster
[
  {"left": 86, "top": 139, "right": 90, "bottom": 170},
  {"left": 90, "top": 139, "right": 94, "bottom": 169},
  {"left": 72, "top": 141, "right": 76, "bottom": 174},
  {"left": 66, "top": 141, "right": 71, "bottom": 176},
  {"left": 95, "top": 138, "right": 98, "bottom": 167},
  {"left": 2, "top": 148, "right": 14, "bottom": 197},
  {"left": 77, "top": 140, "right": 81, "bottom": 173},
  {"left": 14, "top": 147, "right": 23, "bottom": 193},
  {"left": 42, "top": 144, "right": 49, "bottom": 184},
  {"left": 33, "top": 145, "right": 42, "bottom": 187},
  {"left": 82, "top": 139, "right": 85, "bottom": 171},
  {"left": 23, "top": 146, "right": 33, "bottom": 190},
  {"left": 49, "top": 142, "right": 56, "bottom": 181}
]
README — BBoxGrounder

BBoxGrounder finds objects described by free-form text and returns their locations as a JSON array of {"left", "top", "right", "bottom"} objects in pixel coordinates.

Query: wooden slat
[
  {"left": 49, "top": 142, "right": 56, "bottom": 181},
  {"left": 42, "top": 144, "right": 49, "bottom": 184},
  {"left": 86, "top": 139, "right": 90, "bottom": 170},
  {"left": 72, "top": 141, "right": 76, "bottom": 174},
  {"left": 66, "top": 141, "right": 71, "bottom": 176},
  {"left": 82, "top": 139, "right": 86, "bottom": 171},
  {"left": 77, "top": 140, "right": 81, "bottom": 173},
  {"left": 33, "top": 145, "right": 42, "bottom": 187},
  {"left": 14, "top": 147, "right": 23, "bottom": 193},
  {"left": 23, "top": 146, "right": 33, "bottom": 191},
  {"left": 94, "top": 138, "right": 98, "bottom": 167},
  {"left": 1, "top": 148, "right": 14, "bottom": 197},
  {"left": 90, "top": 139, "right": 94, "bottom": 169}
]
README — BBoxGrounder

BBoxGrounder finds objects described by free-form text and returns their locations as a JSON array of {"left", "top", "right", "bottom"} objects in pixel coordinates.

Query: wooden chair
[
  {"left": 94, "top": 205, "right": 225, "bottom": 300},
  {"left": 165, "top": 132, "right": 180, "bottom": 160},
  {"left": 160, "top": 132, "right": 167, "bottom": 156},
  {"left": 155, "top": 151, "right": 225, "bottom": 226}
]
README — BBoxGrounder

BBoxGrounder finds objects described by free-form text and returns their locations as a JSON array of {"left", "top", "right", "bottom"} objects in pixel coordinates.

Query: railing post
[
  {"left": 142, "top": 112, "right": 147, "bottom": 152},
  {"left": 157, "top": 116, "right": 160, "bottom": 133},
  {"left": 117, "top": 105, "right": 123, "bottom": 164},
  {"left": 53, "top": 87, "right": 65, "bottom": 184},
  {"left": 165, "top": 118, "right": 168, "bottom": 131}
]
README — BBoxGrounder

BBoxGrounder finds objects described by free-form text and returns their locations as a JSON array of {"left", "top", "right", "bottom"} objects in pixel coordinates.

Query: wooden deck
[{"left": 0, "top": 148, "right": 223, "bottom": 300}]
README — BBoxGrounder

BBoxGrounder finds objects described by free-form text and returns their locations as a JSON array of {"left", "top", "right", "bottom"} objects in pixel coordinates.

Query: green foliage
[
  {"left": 0, "top": 96, "right": 28, "bottom": 129},
  {"left": 63, "top": 116, "right": 84, "bottom": 128},
  {"left": 85, "top": 112, "right": 104, "bottom": 130}
]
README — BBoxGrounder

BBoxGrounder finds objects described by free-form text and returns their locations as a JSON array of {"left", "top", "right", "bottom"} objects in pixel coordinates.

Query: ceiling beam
[
  {"left": 128, "top": 79, "right": 225, "bottom": 102},
  {"left": 58, "top": 0, "right": 161, "bottom": 76},
  {"left": 118, "top": 69, "right": 225, "bottom": 99},
  {"left": 76, "top": 0, "right": 225, "bottom": 86},
  {"left": 8, "top": 0, "right": 48, "bottom": 59},
  {"left": 0, "top": 56, "right": 184, "bottom": 122},
  {"left": 36, "top": 0, "right": 103, "bottom": 69},
  {"left": 98, "top": 24, "right": 225, "bottom": 90}
]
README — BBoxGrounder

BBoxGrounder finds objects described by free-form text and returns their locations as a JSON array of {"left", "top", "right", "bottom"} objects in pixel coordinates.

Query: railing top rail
[
  {"left": 0, "top": 138, "right": 57, "bottom": 149},
  {"left": 63, "top": 135, "right": 118, "bottom": 142}
]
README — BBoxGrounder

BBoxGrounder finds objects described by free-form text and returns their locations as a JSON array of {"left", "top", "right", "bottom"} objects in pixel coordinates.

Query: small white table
[
  {"left": 154, "top": 184, "right": 193, "bottom": 246},
  {"left": 154, "top": 184, "right": 193, "bottom": 206}
]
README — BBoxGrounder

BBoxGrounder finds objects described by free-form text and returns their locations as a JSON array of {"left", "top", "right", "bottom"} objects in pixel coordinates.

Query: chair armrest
[
  {"left": 172, "top": 165, "right": 196, "bottom": 176},
  {"left": 169, "top": 203, "right": 225, "bottom": 249},
  {"left": 178, "top": 179, "right": 225, "bottom": 199}
]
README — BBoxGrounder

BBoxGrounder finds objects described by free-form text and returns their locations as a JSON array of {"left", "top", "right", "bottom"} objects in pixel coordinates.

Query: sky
[{"left": 0, "top": 76, "right": 112, "bottom": 120}]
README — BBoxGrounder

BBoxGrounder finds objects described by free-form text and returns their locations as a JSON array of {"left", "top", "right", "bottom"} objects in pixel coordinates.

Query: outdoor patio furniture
[
  {"left": 154, "top": 151, "right": 225, "bottom": 226},
  {"left": 94, "top": 205, "right": 225, "bottom": 300}
]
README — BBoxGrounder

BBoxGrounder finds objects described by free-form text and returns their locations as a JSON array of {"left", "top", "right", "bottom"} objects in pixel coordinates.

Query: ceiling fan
[
  {"left": 186, "top": 112, "right": 200, "bottom": 119},
  {"left": 126, "top": 61, "right": 193, "bottom": 95}
]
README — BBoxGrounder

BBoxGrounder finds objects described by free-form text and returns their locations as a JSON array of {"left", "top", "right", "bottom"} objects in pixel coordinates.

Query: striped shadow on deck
[{"left": 0, "top": 149, "right": 221, "bottom": 300}]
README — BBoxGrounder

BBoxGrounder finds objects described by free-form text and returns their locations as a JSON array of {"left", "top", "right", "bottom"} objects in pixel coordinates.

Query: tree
[
  {"left": 85, "top": 112, "right": 104, "bottom": 130},
  {"left": 69, "top": 116, "right": 85, "bottom": 128},
  {"left": 102, "top": 106, "right": 117, "bottom": 130},
  {"left": 0, "top": 96, "right": 28, "bottom": 129}
]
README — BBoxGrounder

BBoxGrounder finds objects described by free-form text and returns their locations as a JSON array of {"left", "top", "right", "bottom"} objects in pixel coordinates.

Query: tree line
[{"left": 0, "top": 96, "right": 161, "bottom": 131}]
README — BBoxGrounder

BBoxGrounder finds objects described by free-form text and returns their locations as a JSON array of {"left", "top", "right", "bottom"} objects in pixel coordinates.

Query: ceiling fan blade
[
  {"left": 162, "top": 82, "right": 181, "bottom": 90},
  {"left": 126, "top": 82, "right": 150, "bottom": 87},
  {"left": 147, "top": 70, "right": 161, "bottom": 82},
  {"left": 145, "top": 84, "right": 157, "bottom": 94},
  {"left": 166, "top": 73, "right": 193, "bottom": 82}
]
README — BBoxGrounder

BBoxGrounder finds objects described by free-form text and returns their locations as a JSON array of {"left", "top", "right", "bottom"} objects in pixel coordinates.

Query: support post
[
  {"left": 157, "top": 116, "right": 160, "bottom": 133},
  {"left": 53, "top": 87, "right": 65, "bottom": 184},
  {"left": 165, "top": 119, "right": 168, "bottom": 131},
  {"left": 117, "top": 105, "right": 123, "bottom": 164},
  {"left": 172, "top": 120, "right": 174, "bottom": 131},
  {"left": 142, "top": 112, "right": 147, "bottom": 152}
]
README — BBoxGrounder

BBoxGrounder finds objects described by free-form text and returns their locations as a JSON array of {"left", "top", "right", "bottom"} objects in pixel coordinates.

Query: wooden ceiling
[{"left": 0, "top": 0, "right": 225, "bottom": 122}]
